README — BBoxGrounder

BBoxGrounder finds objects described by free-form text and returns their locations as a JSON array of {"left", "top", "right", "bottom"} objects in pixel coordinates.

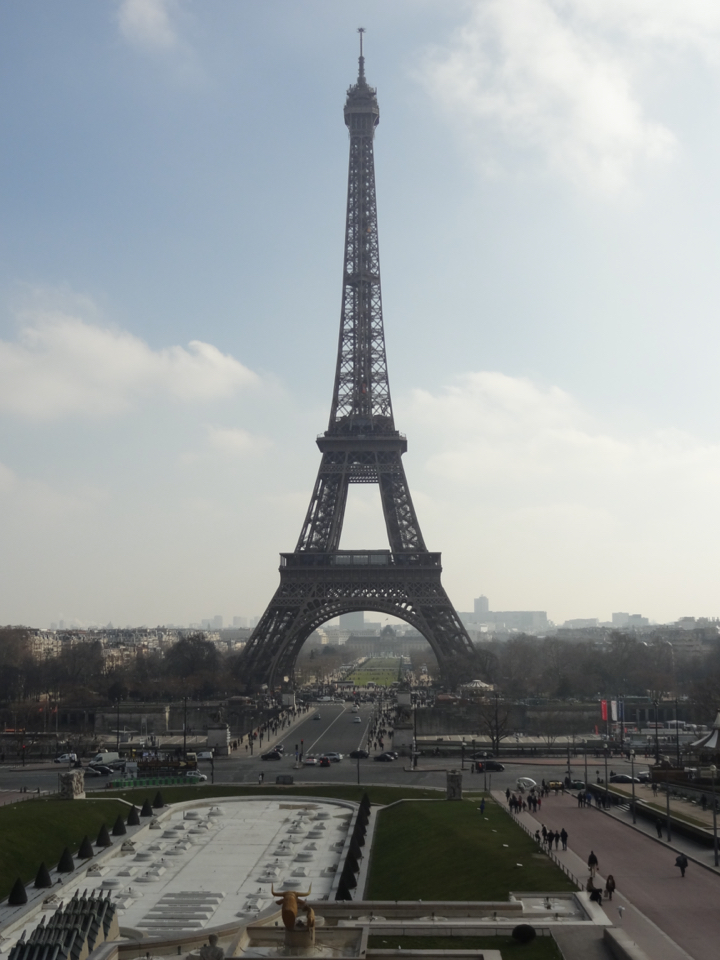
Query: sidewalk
[{"left": 493, "top": 789, "right": 714, "bottom": 960}]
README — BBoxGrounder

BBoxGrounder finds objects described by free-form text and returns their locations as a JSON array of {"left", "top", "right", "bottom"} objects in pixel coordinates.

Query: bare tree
[{"left": 476, "top": 695, "right": 511, "bottom": 754}]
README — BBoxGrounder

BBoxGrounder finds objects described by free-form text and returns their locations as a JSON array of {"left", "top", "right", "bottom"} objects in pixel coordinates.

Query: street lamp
[
  {"left": 461, "top": 739, "right": 466, "bottom": 771},
  {"left": 711, "top": 764, "right": 718, "bottom": 868},
  {"left": 583, "top": 740, "right": 588, "bottom": 788},
  {"left": 653, "top": 699, "right": 660, "bottom": 764},
  {"left": 604, "top": 748, "right": 609, "bottom": 807},
  {"left": 630, "top": 749, "right": 636, "bottom": 824},
  {"left": 183, "top": 696, "right": 188, "bottom": 760},
  {"left": 115, "top": 699, "right": 121, "bottom": 753}
]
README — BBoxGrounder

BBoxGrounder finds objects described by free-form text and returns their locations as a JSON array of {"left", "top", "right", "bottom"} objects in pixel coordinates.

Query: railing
[{"left": 281, "top": 551, "right": 441, "bottom": 568}]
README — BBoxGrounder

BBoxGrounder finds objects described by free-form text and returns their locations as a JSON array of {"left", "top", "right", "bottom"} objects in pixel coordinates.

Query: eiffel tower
[{"left": 240, "top": 36, "right": 476, "bottom": 690}]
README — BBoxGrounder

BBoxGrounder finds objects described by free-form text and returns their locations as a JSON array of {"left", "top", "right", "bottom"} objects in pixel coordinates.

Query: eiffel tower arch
[{"left": 239, "top": 38, "right": 476, "bottom": 690}]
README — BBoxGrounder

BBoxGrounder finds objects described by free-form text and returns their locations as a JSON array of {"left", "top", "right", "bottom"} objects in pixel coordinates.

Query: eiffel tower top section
[{"left": 328, "top": 32, "right": 395, "bottom": 438}]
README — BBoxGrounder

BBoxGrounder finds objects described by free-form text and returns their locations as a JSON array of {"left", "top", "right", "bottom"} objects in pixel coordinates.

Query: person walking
[
  {"left": 258, "top": 771, "right": 264, "bottom": 785},
  {"left": 588, "top": 850, "right": 598, "bottom": 877},
  {"left": 675, "top": 853, "right": 688, "bottom": 878},
  {"left": 560, "top": 828, "right": 568, "bottom": 850},
  {"left": 605, "top": 875, "right": 616, "bottom": 900},
  {"left": 656, "top": 818, "right": 663, "bottom": 839}
]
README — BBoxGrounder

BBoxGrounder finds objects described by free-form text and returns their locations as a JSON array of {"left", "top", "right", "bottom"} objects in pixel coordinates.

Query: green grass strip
[
  {"left": 0, "top": 798, "right": 131, "bottom": 901},
  {"left": 366, "top": 799, "right": 577, "bottom": 901}
]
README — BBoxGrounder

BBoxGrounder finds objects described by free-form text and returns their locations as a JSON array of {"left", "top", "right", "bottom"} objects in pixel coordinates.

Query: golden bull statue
[{"left": 271, "top": 884, "right": 312, "bottom": 931}]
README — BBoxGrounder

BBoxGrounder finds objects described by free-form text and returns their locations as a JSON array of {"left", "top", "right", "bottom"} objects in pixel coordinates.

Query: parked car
[
  {"left": 374, "top": 753, "right": 395, "bottom": 762},
  {"left": 570, "top": 779, "right": 586, "bottom": 790},
  {"left": 303, "top": 755, "right": 319, "bottom": 765},
  {"left": 321, "top": 752, "right": 343, "bottom": 762},
  {"left": 637, "top": 771, "right": 652, "bottom": 783},
  {"left": 610, "top": 774, "right": 640, "bottom": 784},
  {"left": 197, "top": 751, "right": 214, "bottom": 760},
  {"left": 352, "top": 717, "right": 362, "bottom": 723},
  {"left": 185, "top": 770, "right": 208, "bottom": 781},
  {"left": 475, "top": 760, "right": 505, "bottom": 772},
  {"left": 54, "top": 753, "right": 77, "bottom": 763},
  {"left": 349, "top": 749, "right": 369, "bottom": 759},
  {"left": 261, "top": 750, "right": 283, "bottom": 761}
]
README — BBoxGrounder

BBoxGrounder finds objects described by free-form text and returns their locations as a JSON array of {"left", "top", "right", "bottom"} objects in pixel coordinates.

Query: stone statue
[
  {"left": 59, "top": 770, "right": 85, "bottom": 800},
  {"left": 199, "top": 934, "right": 224, "bottom": 960},
  {"left": 446, "top": 769, "right": 462, "bottom": 801}
]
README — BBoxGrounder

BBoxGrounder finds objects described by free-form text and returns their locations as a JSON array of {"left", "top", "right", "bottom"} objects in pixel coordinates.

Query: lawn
[
  {"left": 366, "top": 798, "right": 577, "bottom": 901},
  {"left": 367, "top": 935, "right": 562, "bottom": 959},
  {"left": 0, "top": 797, "right": 131, "bottom": 901},
  {"left": 346, "top": 658, "right": 401, "bottom": 687}
]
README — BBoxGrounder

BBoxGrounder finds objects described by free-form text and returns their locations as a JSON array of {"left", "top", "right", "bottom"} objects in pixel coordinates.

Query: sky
[{"left": 3, "top": 1, "right": 720, "bottom": 629}]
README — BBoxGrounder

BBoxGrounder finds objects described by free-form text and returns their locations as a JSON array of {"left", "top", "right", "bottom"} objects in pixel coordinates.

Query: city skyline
[{"left": 4, "top": 4, "right": 720, "bottom": 628}]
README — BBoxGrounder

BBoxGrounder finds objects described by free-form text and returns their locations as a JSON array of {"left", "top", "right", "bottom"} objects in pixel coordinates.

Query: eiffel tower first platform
[{"left": 239, "top": 38, "right": 476, "bottom": 691}]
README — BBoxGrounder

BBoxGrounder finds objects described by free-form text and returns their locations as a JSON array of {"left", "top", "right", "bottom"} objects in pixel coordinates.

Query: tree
[{"left": 477, "top": 695, "right": 511, "bottom": 754}]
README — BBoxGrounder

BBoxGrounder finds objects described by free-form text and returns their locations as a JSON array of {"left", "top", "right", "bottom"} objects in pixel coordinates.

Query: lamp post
[
  {"left": 115, "top": 699, "right": 120, "bottom": 753},
  {"left": 630, "top": 750, "right": 636, "bottom": 823},
  {"left": 675, "top": 698, "right": 681, "bottom": 769},
  {"left": 472, "top": 738, "right": 476, "bottom": 778},
  {"left": 653, "top": 699, "right": 660, "bottom": 764},
  {"left": 584, "top": 740, "right": 588, "bottom": 788},
  {"left": 604, "top": 748, "right": 609, "bottom": 807},
  {"left": 711, "top": 764, "right": 718, "bottom": 868},
  {"left": 183, "top": 696, "right": 188, "bottom": 760}
]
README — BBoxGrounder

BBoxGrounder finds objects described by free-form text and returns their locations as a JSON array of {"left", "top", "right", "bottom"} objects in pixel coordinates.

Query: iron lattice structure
[{"left": 240, "top": 47, "right": 475, "bottom": 689}]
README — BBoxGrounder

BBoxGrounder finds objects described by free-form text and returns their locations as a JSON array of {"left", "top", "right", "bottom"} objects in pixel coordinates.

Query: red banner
[{"left": 601, "top": 699, "right": 608, "bottom": 721}]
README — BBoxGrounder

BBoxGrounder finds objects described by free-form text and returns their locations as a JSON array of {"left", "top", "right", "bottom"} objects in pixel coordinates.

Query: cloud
[
  {"left": 406, "top": 371, "right": 720, "bottom": 533},
  {"left": 117, "top": 0, "right": 180, "bottom": 50},
  {"left": 420, "top": 0, "right": 696, "bottom": 192},
  {"left": 206, "top": 425, "right": 271, "bottom": 457},
  {"left": 0, "top": 309, "right": 259, "bottom": 420}
]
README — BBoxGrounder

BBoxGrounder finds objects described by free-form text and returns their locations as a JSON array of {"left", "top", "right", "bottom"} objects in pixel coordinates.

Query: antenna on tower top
[{"left": 358, "top": 27, "right": 365, "bottom": 80}]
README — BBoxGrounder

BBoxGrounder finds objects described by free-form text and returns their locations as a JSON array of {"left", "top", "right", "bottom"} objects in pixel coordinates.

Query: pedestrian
[
  {"left": 655, "top": 818, "right": 663, "bottom": 839},
  {"left": 258, "top": 772, "right": 264, "bottom": 785},
  {"left": 701, "top": 794, "right": 708, "bottom": 811},
  {"left": 588, "top": 850, "right": 598, "bottom": 877},
  {"left": 560, "top": 828, "right": 568, "bottom": 850},
  {"left": 480, "top": 798, "right": 485, "bottom": 814},
  {"left": 541, "top": 824, "right": 547, "bottom": 843},
  {"left": 505, "top": 787, "right": 511, "bottom": 802},
  {"left": 605, "top": 875, "right": 616, "bottom": 900},
  {"left": 554, "top": 832, "right": 560, "bottom": 850},
  {"left": 675, "top": 854, "right": 688, "bottom": 878}
]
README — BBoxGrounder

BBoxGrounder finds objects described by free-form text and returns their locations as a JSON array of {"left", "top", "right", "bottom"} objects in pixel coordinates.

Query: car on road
[
  {"left": 610, "top": 774, "right": 640, "bottom": 784},
  {"left": 516, "top": 777, "right": 537, "bottom": 791},
  {"left": 319, "top": 757, "right": 331, "bottom": 768},
  {"left": 82, "top": 766, "right": 107, "bottom": 777},
  {"left": 54, "top": 754, "right": 77, "bottom": 763},
  {"left": 569, "top": 779, "right": 586, "bottom": 790},
  {"left": 313, "top": 714, "right": 321, "bottom": 720},
  {"left": 352, "top": 717, "right": 362, "bottom": 723},
  {"left": 302, "top": 755, "right": 319, "bottom": 765},
  {"left": 261, "top": 750, "right": 283, "bottom": 761},
  {"left": 349, "top": 749, "right": 369, "bottom": 759},
  {"left": 547, "top": 780, "right": 564, "bottom": 791},
  {"left": 185, "top": 771, "right": 208, "bottom": 781},
  {"left": 637, "top": 771, "right": 652, "bottom": 783},
  {"left": 374, "top": 753, "right": 395, "bottom": 762},
  {"left": 321, "top": 752, "right": 343, "bottom": 762},
  {"left": 475, "top": 760, "right": 505, "bottom": 772},
  {"left": 197, "top": 751, "right": 214, "bottom": 760}
]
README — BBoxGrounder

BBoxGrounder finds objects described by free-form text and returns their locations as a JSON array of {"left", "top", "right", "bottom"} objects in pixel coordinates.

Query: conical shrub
[
  {"left": 8, "top": 877, "right": 28, "bottom": 905},
  {"left": 57, "top": 847, "right": 75, "bottom": 872},
  {"left": 153, "top": 791, "right": 164, "bottom": 809},
  {"left": 140, "top": 799, "right": 153, "bottom": 817},
  {"left": 335, "top": 878, "right": 351, "bottom": 901},
  {"left": 127, "top": 806, "right": 140, "bottom": 826},
  {"left": 345, "top": 852, "right": 359, "bottom": 875},
  {"left": 78, "top": 835, "right": 94, "bottom": 859},
  {"left": 96, "top": 823, "right": 112, "bottom": 847},
  {"left": 112, "top": 814, "right": 127, "bottom": 836},
  {"left": 360, "top": 792, "right": 371, "bottom": 814},
  {"left": 34, "top": 862, "right": 52, "bottom": 888}
]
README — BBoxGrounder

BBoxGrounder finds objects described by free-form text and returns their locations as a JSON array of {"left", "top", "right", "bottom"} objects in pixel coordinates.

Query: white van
[{"left": 89, "top": 752, "right": 121, "bottom": 767}]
